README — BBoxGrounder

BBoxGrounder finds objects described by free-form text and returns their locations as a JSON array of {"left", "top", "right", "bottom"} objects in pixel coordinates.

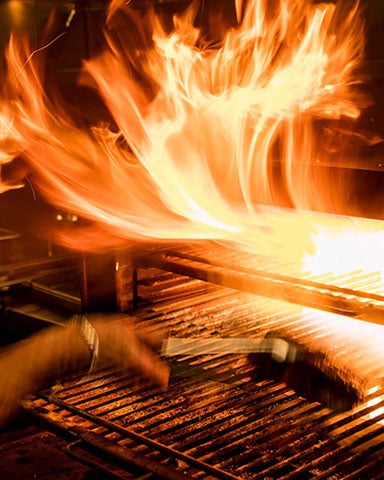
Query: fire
[
  {"left": 302, "top": 216, "right": 384, "bottom": 287},
  {"left": 0, "top": 0, "right": 373, "bottom": 260},
  {"left": 298, "top": 214, "right": 384, "bottom": 408}
]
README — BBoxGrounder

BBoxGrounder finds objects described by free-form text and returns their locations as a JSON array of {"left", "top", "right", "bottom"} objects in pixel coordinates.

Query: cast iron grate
[{"left": 21, "top": 271, "right": 384, "bottom": 480}]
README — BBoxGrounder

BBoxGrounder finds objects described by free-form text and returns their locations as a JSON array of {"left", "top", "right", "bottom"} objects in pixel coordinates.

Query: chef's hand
[
  {"left": 89, "top": 314, "right": 170, "bottom": 388},
  {"left": 0, "top": 314, "right": 169, "bottom": 428}
]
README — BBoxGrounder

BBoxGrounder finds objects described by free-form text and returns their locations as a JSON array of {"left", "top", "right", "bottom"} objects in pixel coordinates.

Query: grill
[
  {"left": 3, "top": 239, "right": 383, "bottom": 480},
  {"left": 1, "top": 0, "right": 384, "bottom": 477}
]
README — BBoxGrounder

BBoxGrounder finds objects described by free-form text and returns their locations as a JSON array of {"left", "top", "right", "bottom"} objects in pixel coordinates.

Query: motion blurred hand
[
  {"left": 91, "top": 314, "right": 170, "bottom": 387},
  {"left": 0, "top": 314, "right": 169, "bottom": 428}
]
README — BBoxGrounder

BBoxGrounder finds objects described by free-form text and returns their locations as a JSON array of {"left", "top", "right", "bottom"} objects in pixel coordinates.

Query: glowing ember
[{"left": 0, "top": 0, "right": 374, "bottom": 260}]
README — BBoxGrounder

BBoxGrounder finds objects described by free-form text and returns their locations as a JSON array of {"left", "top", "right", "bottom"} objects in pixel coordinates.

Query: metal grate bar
[
  {"left": 134, "top": 250, "right": 384, "bottom": 326},
  {"left": 28, "top": 393, "right": 245, "bottom": 480},
  {"left": 236, "top": 396, "right": 384, "bottom": 478},
  {"left": 170, "top": 244, "right": 384, "bottom": 296}
]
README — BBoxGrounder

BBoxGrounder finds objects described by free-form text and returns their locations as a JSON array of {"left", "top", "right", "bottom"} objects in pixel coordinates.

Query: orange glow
[
  {"left": 298, "top": 216, "right": 384, "bottom": 400},
  {"left": 302, "top": 216, "right": 384, "bottom": 289},
  {"left": 0, "top": 0, "right": 374, "bottom": 259}
]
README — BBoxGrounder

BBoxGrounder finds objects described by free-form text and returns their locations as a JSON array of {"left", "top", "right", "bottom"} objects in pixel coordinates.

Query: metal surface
[
  {"left": 134, "top": 245, "right": 384, "bottom": 326},
  {"left": 0, "top": 254, "right": 78, "bottom": 289},
  {"left": 161, "top": 337, "right": 301, "bottom": 362},
  {"left": 20, "top": 265, "right": 384, "bottom": 479}
]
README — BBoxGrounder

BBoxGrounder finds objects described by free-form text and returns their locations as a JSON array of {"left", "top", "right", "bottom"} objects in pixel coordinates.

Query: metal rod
[
  {"left": 26, "top": 280, "right": 81, "bottom": 310},
  {"left": 33, "top": 393, "right": 243, "bottom": 480},
  {"left": 134, "top": 252, "right": 384, "bottom": 326},
  {"left": 64, "top": 440, "right": 139, "bottom": 480},
  {"left": 0, "top": 254, "right": 77, "bottom": 278}
]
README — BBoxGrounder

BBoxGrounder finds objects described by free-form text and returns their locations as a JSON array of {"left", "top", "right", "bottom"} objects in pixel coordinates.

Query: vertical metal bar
[{"left": 132, "top": 266, "right": 138, "bottom": 308}]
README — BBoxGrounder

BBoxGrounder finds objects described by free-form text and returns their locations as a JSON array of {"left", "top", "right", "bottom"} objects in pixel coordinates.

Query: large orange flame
[{"left": 0, "top": 0, "right": 372, "bottom": 259}]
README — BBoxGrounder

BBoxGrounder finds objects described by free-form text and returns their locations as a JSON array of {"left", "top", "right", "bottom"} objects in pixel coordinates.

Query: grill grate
[
  {"left": 133, "top": 244, "right": 384, "bottom": 326},
  {"left": 21, "top": 265, "right": 384, "bottom": 480}
]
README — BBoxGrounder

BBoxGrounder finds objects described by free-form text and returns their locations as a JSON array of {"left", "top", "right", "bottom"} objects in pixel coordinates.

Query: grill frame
[{"left": 132, "top": 245, "right": 384, "bottom": 326}]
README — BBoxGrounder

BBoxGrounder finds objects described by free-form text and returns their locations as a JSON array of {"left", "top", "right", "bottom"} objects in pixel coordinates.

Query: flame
[
  {"left": 0, "top": 0, "right": 371, "bottom": 258},
  {"left": 303, "top": 216, "right": 384, "bottom": 285},
  {"left": 299, "top": 215, "right": 384, "bottom": 405}
]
